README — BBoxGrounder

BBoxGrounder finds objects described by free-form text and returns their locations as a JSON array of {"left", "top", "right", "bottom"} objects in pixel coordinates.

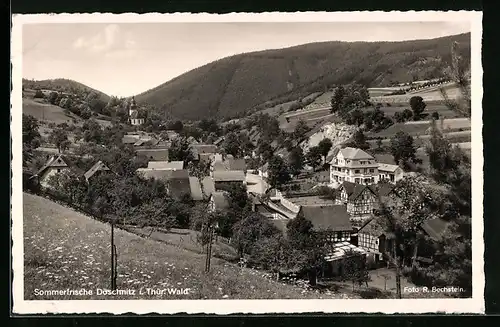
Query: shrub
[{"left": 34, "top": 89, "right": 44, "bottom": 98}]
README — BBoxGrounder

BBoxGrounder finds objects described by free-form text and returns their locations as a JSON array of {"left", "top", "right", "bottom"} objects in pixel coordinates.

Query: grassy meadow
[{"left": 23, "top": 193, "right": 355, "bottom": 300}]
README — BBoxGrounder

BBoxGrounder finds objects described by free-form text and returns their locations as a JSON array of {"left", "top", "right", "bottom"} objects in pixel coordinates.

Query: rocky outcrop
[{"left": 301, "top": 122, "right": 357, "bottom": 154}]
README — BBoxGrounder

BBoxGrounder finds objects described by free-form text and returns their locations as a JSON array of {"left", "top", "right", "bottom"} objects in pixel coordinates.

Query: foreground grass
[{"left": 23, "top": 193, "right": 353, "bottom": 300}]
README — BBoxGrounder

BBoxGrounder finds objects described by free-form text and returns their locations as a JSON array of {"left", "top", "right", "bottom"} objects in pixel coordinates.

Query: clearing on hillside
[
  {"left": 23, "top": 193, "right": 352, "bottom": 300},
  {"left": 23, "top": 98, "right": 82, "bottom": 125}
]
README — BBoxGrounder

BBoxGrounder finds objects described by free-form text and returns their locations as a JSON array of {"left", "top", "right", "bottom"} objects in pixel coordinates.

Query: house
[
  {"left": 147, "top": 161, "right": 184, "bottom": 170},
  {"left": 250, "top": 192, "right": 298, "bottom": 220},
  {"left": 209, "top": 191, "right": 230, "bottom": 212},
  {"left": 211, "top": 154, "right": 246, "bottom": 174},
  {"left": 136, "top": 168, "right": 191, "bottom": 199},
  {"left": 190, "top": 144, "right": 218, "bottom": 162},
  {"left": 84, "top": 160, "right": 113, "bottom": 182},
  {"left": 355, "top": 218, "right": 392, "bottom": 268},
  {"left": 122, "top": 134, "right": 140, "bottom": 144},
  {"left": 329, "top": 147, "right": 379, "bottom": 187},
  {"left": 213, "top": 170, "right": 246, "bottom": 191},
  {"left": 189, "top": 176, "right": 216, "bottom": 201},
  {"left": 297, "top": 205, "right": 353, "bottom": 243},
  {"left": 136, "top": 148, "right": 170, "bottom": 161},
  {"left": 213, "top": 136, "right": 224, "bottom": 146},
  {"left": 128, "top": 97, "right": 144, "bottom": 126},
  {"left": 378, "top": 163, "right": 404, "bottom": 184},
  {"left": 35, "top": 155, "right": 70, "bottom": 189},
  {"left": 335, "top": 181, "right": 378, "bottom": 219}
]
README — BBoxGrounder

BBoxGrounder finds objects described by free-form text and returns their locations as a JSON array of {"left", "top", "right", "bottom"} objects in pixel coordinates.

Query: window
[
  {"left": 390, "top": 174, "right": 395, "bottom": 182},
  {"left": 369, "top": 169, "right": 374, "bottom": 173},
  {"left": 57, "top": 169, "right": 61, "bottom": 173},
  {"left": 355, "top": 169, "right": 360, "bottom": 174},
  {"left": 355, "top": 178, "right": 360, "bottom": 183}
]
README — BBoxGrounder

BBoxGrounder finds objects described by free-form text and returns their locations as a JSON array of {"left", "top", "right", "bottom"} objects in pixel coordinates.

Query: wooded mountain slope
[{"left": 135, "top": 33, "right": 470, "bottom": 121}]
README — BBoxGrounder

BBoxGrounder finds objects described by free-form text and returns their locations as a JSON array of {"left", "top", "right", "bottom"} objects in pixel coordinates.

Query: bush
[
  {"left": 34, "top": 89, "right": 44, "bottom": 98},
  {"left": 432, "top": 111, "right": 440, "bottom": 120}
]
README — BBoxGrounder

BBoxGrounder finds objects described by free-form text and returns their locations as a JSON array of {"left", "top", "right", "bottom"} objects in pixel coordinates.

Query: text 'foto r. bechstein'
[{"left": 16, "top": 14, "right": 479, "bottom": 311}]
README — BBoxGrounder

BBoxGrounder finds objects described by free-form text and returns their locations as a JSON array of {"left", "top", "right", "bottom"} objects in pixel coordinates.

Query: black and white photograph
[{"left": 11, "top": 12, "right": 483, "bottom": 314}]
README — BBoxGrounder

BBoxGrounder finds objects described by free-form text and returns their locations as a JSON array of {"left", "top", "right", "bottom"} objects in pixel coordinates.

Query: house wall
[{"left": 40, "top": 167, "right": 70, "bottom": 188}]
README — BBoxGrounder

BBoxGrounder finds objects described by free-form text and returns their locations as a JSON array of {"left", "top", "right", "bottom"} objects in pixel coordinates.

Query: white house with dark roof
[
  {"left": 329, "top": 147, "right": 379, "bottom": 187},
  {"left": 35, "top": 155, "right": 70, "bottom": 188}
]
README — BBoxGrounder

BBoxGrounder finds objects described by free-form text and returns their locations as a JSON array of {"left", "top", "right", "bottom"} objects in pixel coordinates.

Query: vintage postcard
[{"left": 11, "top": 11, "right": 484, "bottom": 314}]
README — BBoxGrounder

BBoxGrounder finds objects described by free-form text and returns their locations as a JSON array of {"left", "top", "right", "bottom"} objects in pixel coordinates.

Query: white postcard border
[{"left": 11, "top": 11, "right": 484, "bottom": 314}]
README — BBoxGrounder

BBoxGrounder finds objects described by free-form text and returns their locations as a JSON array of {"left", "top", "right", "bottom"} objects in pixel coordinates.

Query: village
[{"left": 19, "top": 24, "right": 473, "bottom": 301}]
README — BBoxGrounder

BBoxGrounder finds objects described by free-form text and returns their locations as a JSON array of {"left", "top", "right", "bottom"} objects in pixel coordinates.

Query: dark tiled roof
[
  {"left": 340, "top": 181, "right": 378, "bottom": 201},
  {"left": 375, "top": 182, "right": 397, "bottom": 197},
  {"left": 339, "top": 147, "right": 374, "bottom": 160},
  {"left": 357, "top": 218, "right": 387, "bottom": 237},
  {"left": 421, "top": 218, "right": 450, "bottom": 242},
  {"left": 298, "top": 205, "right": 352, "bottom": 232},
  {"left": 84, "top": 160, "right": 111, "bottom": 180},
  {"left": 213, "top": 170, "right": 246, "bottom": 182}
]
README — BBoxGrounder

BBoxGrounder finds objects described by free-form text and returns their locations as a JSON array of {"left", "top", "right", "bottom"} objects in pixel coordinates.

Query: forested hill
[
  {"left": 135, "top": 33, "right": 470, "bottom": 121},
  {"left": 22, "top": 78, "right": 110, "bottom": 103}
]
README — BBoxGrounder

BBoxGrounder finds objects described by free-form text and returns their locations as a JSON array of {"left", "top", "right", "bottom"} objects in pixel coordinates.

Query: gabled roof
[
  {"left": 213, "top": 136, "right": 225, "bottom": 145},
  {"left": 36, "top": 155, "right": 68, "bottom": 176},
  {"left": 338, "top": 147, "right": 374, "bottom": 160},
  {"left": 378, "top": 163, "right": 401, "bottom": 173},
  {"left": 189, "top": 176, "right": 215, "bottom": 201},
  {"left": 298, "top": 204, "right": 352, "bottom": 232},
  {"left": 357, "top": 218, "right": 388, "bottom": 237},
  {"left": 376, "top": 182, "right": 397, "bottom": 197},
  {"left": 213, "top": 170, "right": 246, "bottom": 182},
  {"left": 84, "top": 160, "right": 111, "bottom": 180},
  {"left": 339, "top": 181, "right": 378, "bottom": 201},
  {"left": 421, "top": 218, "right": 450, "bottom": 242},
  {"left": 211, "top": 191, "right": 230, "bottom": 211},
  {"left": 147, "top": 161, "right": 184, "bottom": 170},
  {"left": 122, "top": 135, "right": 139, "bottom": 144}
]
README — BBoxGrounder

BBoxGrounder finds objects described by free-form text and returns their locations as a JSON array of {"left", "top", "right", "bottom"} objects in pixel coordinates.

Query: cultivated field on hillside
[
  {"left": 370, "top": 83, "right": 461, "bottom": 104},
  {"left": 369, "top": 118, "right": 471, "bottom": 138},
  {"left": 23, "top": 98, "right": 82, "bottom": 124},
  {"left": 23, "top": 193, "right": 352, "bottom": 300},
  {"left": 365, "top": 103, "right": 462, "bottom": 119}
]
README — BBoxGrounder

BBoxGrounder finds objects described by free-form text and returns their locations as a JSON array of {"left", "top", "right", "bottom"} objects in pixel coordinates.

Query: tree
[
  {"left": 376, "top": 139, "right": 383, "bottom": 150},
  {"left": 317, "top": 138, "right": 333, "bottom": 164},
  {"left": 331, "top": 85, "right": 345, "bottom": 113},
  {"left": 168, "top": 120, "right": 184, "bottom": 132},
  {"left": 293, "top": 119, "right": 311, "bottom": 142},
  {"left": 390, "top": 131, "right": 419, "bottom": 169},
  {"left": 34, "top": 89, "right": 44, "bottom": 98},
  {"left": 342, "top": 250, "right": 370, "bottom": 291},
  {"left": 232, "top": 212, "right": 281, "bottom": 258},
  {"left": 288, "top": 146, "right": 305, "bottom": 176},
  {"left": 267, "top": 155, "right": 291, "bottom": 190},
  {"left": 442, "top": 41, "right": 471, "bottom": 117},
  {"left": 285, "top": 214, "right": 326, "bottom": 286},
  {"left": 352, "top": 130, "right": 370, "bottom": 150},
  {"left": 348, "top": 109, "right": 364, "bottom": 126},
  {"left": 222, "top": 132, "right": 241, "bottom": 158},
  {"left": 409, "top": 96, "right": 426, "bottom": 120},
  {"left": 306, "top": 146, "right": 323, "bottom": 171},
  {"left": 48, "top": 92, "right": 59, "bottom": 104},
  {"left": 431, "top": 112, "right": 440, "bottom": 120},
  {"left": 82, "top": 119, "right": 104, "bottom": 144},
  {"left": 49, "top": 127, "right": 70, "bottom": 153},
  {"left": 169, "top": 136, "right": 194, "bottom": 164},
  {"left": 257, "top": 140, "right": 274, "bottom": 163}
]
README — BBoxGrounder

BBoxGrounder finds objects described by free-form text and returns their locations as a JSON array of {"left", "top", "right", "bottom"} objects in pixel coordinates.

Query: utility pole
[{"left": 110, "top": 220, "right": 117, "bottom": 290}]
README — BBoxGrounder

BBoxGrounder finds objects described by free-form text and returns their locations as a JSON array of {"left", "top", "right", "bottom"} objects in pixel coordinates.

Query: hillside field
[
  {"left": 23, "top": 193, "right": 352, "bottom": 300},
  {"left": 23, "top": 98, "right": 82, "bottom": 125}
]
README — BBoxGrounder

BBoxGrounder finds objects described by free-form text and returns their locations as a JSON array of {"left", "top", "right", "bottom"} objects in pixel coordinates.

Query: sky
[{"left": 22, "top": 21, "right": 471, "bottom": 97}]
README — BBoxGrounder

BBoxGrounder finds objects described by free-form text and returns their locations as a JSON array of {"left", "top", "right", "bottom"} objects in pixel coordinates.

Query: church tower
[{"left": 128, "top": 96, "right": 144, "bottom": 126}]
